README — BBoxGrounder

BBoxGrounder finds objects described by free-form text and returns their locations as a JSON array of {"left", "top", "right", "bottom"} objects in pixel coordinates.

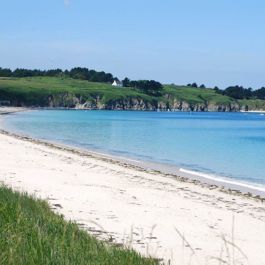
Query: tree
[
  {"left": 223, "top": 86, "right": 250, "bottom": 99},
  {"left": 122, "top": 77, "right": 130, "bottom": 87},
  {"left": 0, "top": 68, "right": 12, "bottom": 77},
  {"left": 129, "top": 80, "right": 163, "bottom": 96},
  {"left": 245, "top": 87, "right": 253, "bottom": 99},
  {"left": 253, "top": 87, "right": 265, "bottom": 100},
  {"left": 104, "top": 73, "right": 114, "bottom": 83},
  {"left": 69, "top": 67, "right": 90, "bottom": 80},
  {"left": 45, "top": 69, "right": 63, "bottom": 77},
  {"left": 191, "top": 83, "right": 198, "bottom": 88},
  {"left": 213, "top": 86, "right": 222, "bottom": 94},
  {"left": 199, "top": 84, "right": 206, "bottom": 89},
  {"left": 13, "top": 69, "right": 34, "bottom": 77}
]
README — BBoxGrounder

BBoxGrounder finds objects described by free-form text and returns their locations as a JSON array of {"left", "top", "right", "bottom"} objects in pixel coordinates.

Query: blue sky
[{"left": 1, "top": 0, "right": 265, "bottom": 88}]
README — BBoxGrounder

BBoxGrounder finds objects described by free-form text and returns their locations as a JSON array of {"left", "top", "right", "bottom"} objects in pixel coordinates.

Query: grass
[
  {"left": 0, "top": 185, "right": 158, "bottom": 265},
  {"left": 163, "top": 85, "right": 233, "bottom": 106},
  {"left": 0, "top": 76, "right": 265, "bottom": 110},
  {"left": 0, "top": 77, "right": 157, "bottom": 107}
]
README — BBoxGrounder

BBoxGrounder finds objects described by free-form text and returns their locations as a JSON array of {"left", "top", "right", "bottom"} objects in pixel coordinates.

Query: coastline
[
  {"left": 1, "top": 108, "right": 265, "bottom": 264},
  {"left": 240, "top": 110, "right": 265, "bottom": 113},
  {"left": 1, "top": 114, "right": 265, "bottom": 264},
  {"left": 0, "top": 106, "right": 29, "bottom": 115},
  {"left": 1, "top": 108, "right": 265, "bottom": 198},
  {"left": 1, "top": 124, "right": 265, "bottom": 200}
]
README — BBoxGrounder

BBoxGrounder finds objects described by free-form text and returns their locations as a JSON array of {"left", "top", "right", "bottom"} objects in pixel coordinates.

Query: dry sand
[{"left": 0, "top": 129, "right": 265, "bottom": 264}]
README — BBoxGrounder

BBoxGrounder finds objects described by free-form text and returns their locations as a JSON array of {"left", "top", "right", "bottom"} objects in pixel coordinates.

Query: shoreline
[
  {"left": 1, "top": 108, "right": 265, "bottom": 199},
  {"left": 0, "top": 119, "right": 265, "bottom": 264},
  {"left": 240, "top": 110, "right": 265, "bottom": 113},
  {"left": 2, "top": 106, "right": 265, "bottom": 113},
  {"left": 0, "top": 106, "right": 29, "bottom": 115},
  {"left": 1, "top": 127, "right": 265, "bottom": 201}
]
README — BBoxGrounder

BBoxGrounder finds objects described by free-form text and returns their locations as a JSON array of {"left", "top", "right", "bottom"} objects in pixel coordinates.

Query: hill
[{"left": 0, "top": 76, "right": 265, "bottom": 111}]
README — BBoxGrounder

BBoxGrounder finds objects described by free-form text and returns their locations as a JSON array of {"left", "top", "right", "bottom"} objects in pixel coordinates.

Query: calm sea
[{"left": 3, "top": 110, "right": 265, "bottom": 188}]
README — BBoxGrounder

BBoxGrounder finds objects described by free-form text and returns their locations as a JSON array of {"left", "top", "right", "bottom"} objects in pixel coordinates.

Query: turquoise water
[{"left": 3, "top": 110, "right": 265, "bottom": 187}]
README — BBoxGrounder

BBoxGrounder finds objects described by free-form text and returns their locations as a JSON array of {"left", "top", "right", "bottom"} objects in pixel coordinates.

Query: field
[{"left": 0, "top": 185, "right": 158, "bottom": 265}]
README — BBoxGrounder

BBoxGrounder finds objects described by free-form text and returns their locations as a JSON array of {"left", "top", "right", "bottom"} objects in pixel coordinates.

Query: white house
[{"left": 112, "top": 80, "right": 123, "bottom": 87}]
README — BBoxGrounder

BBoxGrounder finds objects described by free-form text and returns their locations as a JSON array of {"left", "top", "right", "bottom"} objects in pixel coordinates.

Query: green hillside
[
  {"left": 0, "top": 77, "right": 156, "bottom": 107},
  {"left": 164, "top": 85, "right": 233, "bottom": 106},
  {"left": 0, "top": 76, "right": 264, "bottom": 111}
]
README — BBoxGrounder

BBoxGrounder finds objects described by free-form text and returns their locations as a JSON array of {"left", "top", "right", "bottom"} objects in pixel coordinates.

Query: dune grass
[{"left": 0, "top": 185, "right": 158, "bottom": 265}]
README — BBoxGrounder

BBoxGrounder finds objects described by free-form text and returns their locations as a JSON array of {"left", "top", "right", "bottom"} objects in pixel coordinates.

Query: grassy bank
[{"left": 0, "top": 185, "right": 158, "bottom": 265}]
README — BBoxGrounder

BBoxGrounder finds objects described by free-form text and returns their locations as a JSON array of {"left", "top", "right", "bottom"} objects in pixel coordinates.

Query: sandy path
[{"left": 0, "top": 132, "right": 265, "bottom": 265}]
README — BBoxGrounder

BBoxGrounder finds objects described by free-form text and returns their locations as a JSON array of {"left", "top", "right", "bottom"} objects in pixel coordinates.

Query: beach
[
  {"left": 0, "top": 119, "right": 265, "bottom": 264},
  {"left": 0, "top": 106, "right": 28, "bottom": 115}
]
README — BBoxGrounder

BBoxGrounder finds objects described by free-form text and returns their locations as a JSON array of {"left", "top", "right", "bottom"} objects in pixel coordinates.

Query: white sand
[
  {"left": 0, "top": 131, "right": 265, "bottom": 265},
  {"left": 240, "top": 110, "right": 265, "bottom": 113},
  {"left": 0, "top": 106, "right": 27, "bottom": 113}
]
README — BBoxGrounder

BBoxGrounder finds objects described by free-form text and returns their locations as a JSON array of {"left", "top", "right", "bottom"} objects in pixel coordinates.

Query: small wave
[{"left": 179, "top": 168, "right": 265, "bottom": 193}]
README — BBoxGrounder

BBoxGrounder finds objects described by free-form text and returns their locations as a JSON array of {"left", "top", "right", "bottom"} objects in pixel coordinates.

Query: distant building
[
  {"left": 0, "top": 100, "right": 11, "bottom": 106},
  {"left": 112, "top": 80, "right": 123, "bottom": 87}
]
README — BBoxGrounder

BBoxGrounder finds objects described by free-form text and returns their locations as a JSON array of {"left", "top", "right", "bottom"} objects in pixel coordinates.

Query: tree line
[
  {"left": 0, "top": 67, "right": 116, "bottom": 83},
  {"left": 215, "top": 85, "right": 265, "bottom": 100},
  {"left": 188, "top": 82, "right": 265, "bottom": 100}
]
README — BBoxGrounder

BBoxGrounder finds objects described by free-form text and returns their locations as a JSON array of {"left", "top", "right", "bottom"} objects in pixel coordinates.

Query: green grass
[
  {"left": 163, "top": 85, "right": 233, "bottom": 106},
  {"left": 1, "top": 76, "right": 265, "bottom": 110},
  {"left": 0, "top": 77, "right": 157, "bottom": 107},
  {"left": 0, "top": 185, "right": 158, "bottom": 265}
]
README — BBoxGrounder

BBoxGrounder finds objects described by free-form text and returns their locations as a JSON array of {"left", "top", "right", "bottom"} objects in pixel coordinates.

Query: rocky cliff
[{"left": 47, "top": 93, "right": 246, "bottom": 112}]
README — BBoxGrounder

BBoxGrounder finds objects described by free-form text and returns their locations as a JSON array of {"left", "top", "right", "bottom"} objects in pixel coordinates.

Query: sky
[{"left": 1, "top": 0, "right": 265, "bottom": 89}]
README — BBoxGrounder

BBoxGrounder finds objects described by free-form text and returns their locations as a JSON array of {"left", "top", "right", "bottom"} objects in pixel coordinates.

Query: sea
[{"left": 3, "top": 110, "right": 265, "bottom": 191}]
